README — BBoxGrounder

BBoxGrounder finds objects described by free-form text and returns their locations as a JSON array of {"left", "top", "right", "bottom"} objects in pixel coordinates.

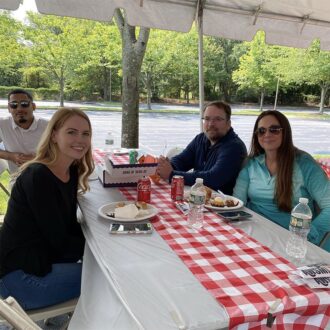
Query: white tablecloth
[{"left": 69, "top": 181, "right": 329, "bottom": 330}]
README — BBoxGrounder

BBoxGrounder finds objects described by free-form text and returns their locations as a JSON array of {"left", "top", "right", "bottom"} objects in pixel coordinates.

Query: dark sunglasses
[
  {"left": 255, "top": 125, "right": 283, "bottom": 136},
  {"left": 8, "top": 101, "right": 31, "bottom": 109}
]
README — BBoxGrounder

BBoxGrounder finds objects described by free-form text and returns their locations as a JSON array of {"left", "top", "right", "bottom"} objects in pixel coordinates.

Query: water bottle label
[
  {"left": 105, "top": 138, "right": 114, "bottom": 145},
  {"left": 189, "top": 192, "right": 205, "bottom": 205},
  {"left": 290, "top": 215, "right": 310, "bottom": 229}
]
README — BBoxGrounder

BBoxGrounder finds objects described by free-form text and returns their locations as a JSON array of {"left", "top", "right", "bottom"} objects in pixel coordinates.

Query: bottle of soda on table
[
  {"left": 285, "top": 197, "right": 312, "bottom": 264},
  {"left": 188, "top": 178, "right": 206, "bottom": 229}
]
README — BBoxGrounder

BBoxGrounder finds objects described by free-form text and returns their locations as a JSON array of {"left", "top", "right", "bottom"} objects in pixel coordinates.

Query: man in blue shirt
[{"left": 156, "top": 101, "right": 247, "bottom": 194}]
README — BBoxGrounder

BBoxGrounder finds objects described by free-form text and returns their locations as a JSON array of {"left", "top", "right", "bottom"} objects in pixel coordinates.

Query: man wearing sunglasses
[
  {"left": 0, "top": 89, "right": 48, "bottom": 182},
  {"left": 156, "top": 101, "right": 247, "bottom": 194}
]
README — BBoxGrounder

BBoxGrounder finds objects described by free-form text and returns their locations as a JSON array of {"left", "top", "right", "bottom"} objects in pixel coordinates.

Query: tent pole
[{"left": 197, "top": 1, "right": 205, "bottom": 132}]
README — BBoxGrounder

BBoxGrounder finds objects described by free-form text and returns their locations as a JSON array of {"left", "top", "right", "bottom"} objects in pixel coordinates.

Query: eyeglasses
[
  {"left": 202, "top": 116, "right": 226, "bottom": 123},
  {"left": 8, "top": 101, "right": 31, "bottom": 109},
  {"left": 255, "top": 125, "right": 283, "bottom": 136}
]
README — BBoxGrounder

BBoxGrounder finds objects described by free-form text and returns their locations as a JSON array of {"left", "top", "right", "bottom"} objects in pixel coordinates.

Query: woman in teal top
[{"left": 233, "top": 110, "right": 330, "bottom": 252}]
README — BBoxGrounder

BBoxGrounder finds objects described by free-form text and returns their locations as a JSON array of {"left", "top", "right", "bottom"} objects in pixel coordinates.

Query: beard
[
  {"left": 18, "top": 117, "right": 28, "bottom": 124},
  {"left": 205, "top": 129, "right": 224, "bottom": 143}
]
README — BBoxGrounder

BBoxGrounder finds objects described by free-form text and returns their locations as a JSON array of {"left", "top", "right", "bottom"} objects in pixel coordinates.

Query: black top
[
  {"left": 0, "top": 163, "right": 85, "bottom": 277},
  {"left": 170, "top": 129, "right": 247, "bottom": 194}
]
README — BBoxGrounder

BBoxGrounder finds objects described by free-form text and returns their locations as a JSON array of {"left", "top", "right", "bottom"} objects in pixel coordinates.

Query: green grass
[{"left": 0, "top": 171, "right": 10, "bottom": 215}]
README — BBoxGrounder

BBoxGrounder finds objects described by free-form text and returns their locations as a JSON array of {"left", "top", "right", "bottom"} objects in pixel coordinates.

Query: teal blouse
[{"left": 233, "top": 152, "right": 330, "bottom": 252}]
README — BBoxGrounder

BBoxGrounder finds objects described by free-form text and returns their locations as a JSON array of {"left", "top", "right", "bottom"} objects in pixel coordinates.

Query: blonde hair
[{"left": 20, "top": 107, "right": 94, "bottom": 193}]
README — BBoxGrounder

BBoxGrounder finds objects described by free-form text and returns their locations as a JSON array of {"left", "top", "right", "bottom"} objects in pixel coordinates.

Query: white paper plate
[
  {"left": 112, "top": 148, "right": 129, "bottom": 155},
  {"left": 98, "top": 201, "right": 158, "bottom": 222},
  {"left": 204, "top": 195, "right": 243, "bottom": 211}
]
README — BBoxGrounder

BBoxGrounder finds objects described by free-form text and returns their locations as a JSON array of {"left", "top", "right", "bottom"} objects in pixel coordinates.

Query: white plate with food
[
  {"left": 98, "top": 201, "right": 158, "bottom": 222},
  {"left": 204, "top": 194, "right": 243, "bottom": 211}
]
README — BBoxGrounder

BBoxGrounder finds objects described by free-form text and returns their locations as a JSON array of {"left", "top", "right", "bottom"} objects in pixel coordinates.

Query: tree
[
  {"left": 233, "top": 31, "right": 277, "bottom": 110},
  {"left": 114, "top": 9, "right": 150, "bottom": 148},
  {"left": 204, "top": 37, "right": 244, "bottom": 102},
  {"left": 23, "top": 13, "right": 92, "bottom": 106},
  {"left": 140, "top": 29, "right": 169, "bottom": 109},
  {"left": 0, "top": 12, "right": 25, "bottom": 86},
  {"left": 302, "top": 41, "right": 330, "bottom": 113},
  {"left": 171, "top": 30, "right": 198, "bottom": 102},
  {"left": 71, "top": 21, "right": 121, "bottom": 101}
]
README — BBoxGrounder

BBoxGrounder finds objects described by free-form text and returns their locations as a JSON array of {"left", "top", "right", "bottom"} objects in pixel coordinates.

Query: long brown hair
[
  {"left": 250, "top": 110, "right": 297, "bottom": 211},
  {"left": 20, "top": 108, "right": 94, "bottom": 193}
]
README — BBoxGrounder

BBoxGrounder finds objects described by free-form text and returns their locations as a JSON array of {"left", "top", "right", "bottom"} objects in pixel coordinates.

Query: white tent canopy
[{"left": 2, "top": 0, "right": 330, "bottom": 50}]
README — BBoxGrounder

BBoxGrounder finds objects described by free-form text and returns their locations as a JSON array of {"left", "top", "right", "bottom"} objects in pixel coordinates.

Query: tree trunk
[
  {"left": 114, "top": 9, "right": 150, "bottom": 148},
  {"left": 259, "top": 90, "right": 264, "bottom": 111},
  {"left": 103, "top": 66, "right": 109, "bottom": 100},
  {"left": 109, "top": 67, "right": 112, "bottom": 102},
  {"left": 146, "top": 71, "right": 152, "bottom": 110},
  {"left": 319, "top": 85, "right": 328, "bottom": 114},
  {"left": 59, "top": 68, "right": 64, "bottom": 107}
]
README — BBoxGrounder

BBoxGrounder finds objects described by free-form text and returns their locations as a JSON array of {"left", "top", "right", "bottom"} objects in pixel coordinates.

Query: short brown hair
[{"left": 203, "top": 101, "right": 231, "bottom": 120}]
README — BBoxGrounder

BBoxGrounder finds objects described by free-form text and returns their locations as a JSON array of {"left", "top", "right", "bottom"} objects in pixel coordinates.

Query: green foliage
[
  {"left": 233, "top": 31, "right": 278, "bottom": 93},
  {"left": 204, "top": 37, "right": 245, "bottom": 101},
  {"left": 0, "top": 171, "right": 9, "bottom": 215},
  {"left": 69, "top": 21, "right": 122, "bottom": 100},
  {"left": 0, "top": 86, "right": 58, "bottom": 100},
  {"left": 0, "top": 13, "right": 25, "bottom": 86},
  {"left": 1, "top": 12, "right": 330, "bottom": 106}
]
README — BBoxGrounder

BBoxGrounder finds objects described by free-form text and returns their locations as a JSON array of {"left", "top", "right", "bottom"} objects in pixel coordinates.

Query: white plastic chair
[
  {"left": 0, "top": 296, "right": 41, "bottom": 330},
  {"left": 0, "top": 159, "right": 10, "bottom": 197},
  {"left": 0, "top": 297, "right": 78, "bottom": 330}
]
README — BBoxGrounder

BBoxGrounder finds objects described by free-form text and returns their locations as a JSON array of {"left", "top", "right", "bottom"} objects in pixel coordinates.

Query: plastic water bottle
[
  {"left": 104, "top": 131, "right": 115, "bottom": 154},
  {"left": 285, "top": 197, "right": 312, "bottom": 263},
  {"left": 188, "top": 178, "right": 206, "bottom": 229}
]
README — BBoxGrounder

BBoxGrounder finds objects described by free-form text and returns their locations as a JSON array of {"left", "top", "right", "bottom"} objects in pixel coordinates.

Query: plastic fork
[{"left": 217, "top": 190, "right": 227, "bottom": 200}]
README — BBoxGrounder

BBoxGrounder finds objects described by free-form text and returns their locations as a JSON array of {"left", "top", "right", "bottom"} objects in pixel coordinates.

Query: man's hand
[
  {"left": 10, "top": 153, "right": 34, "bottom": 166},
  {"left": 156, "top": 156, "right": 173, "bottom": 181}
]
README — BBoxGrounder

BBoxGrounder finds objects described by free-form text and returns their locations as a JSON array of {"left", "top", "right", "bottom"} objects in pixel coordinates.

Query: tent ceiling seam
[
  {"left": 203, "top": 4, "right": 330, "bottom": 28},
  {"left": 148, "top": 1, "right": 330, "bottom": 28},
  {"left": 253, "top": 5, "right": 262, "bottom": 25},
  {"left": 150, "top": 0, "right": 196, "bottom": 8}
]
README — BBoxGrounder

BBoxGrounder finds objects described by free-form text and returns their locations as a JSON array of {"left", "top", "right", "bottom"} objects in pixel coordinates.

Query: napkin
[{"left": 115, "top": 204, "right": 139, "bottom": 219}]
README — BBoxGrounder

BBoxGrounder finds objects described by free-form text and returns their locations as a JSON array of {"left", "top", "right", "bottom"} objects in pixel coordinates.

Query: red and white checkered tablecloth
[
  {"left": 93, "top": 148, "right": 129, "bottom": 165},
  {"left": 320, "top": 163, "right": 330, "bottom": 179},
  {"left": 119, "top": 181, "right": 330, "bottom": 330}
]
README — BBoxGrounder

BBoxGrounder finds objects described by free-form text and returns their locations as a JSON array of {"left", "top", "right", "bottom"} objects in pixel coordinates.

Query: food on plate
[
  {"left": 114, "top": 203, "right": 139, "bottom": 219},
  {"left": 208, "top": 196, "right": 239, "bottom": 208},
  {"left": 136, "top": 201, "right": 148, "bottom": 210},
  {"left": 109, "top": 202, "right": 151, "bottom": 219},
  {"left": 204, "top": 186, "right": 213, "bottom": 202},
  {"left": 116, "top": 202, "right": 126, "bottom": 208},
  {"left": 225, "top": 199, "right": 239, "bottom": 207},
  {"left": 210, "top": 196, "right": 225, "bottom": 207}
]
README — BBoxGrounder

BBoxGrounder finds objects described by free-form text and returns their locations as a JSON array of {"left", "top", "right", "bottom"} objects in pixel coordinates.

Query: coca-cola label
[
  {"left": 137, "top": 177, "right": 151, "bottom": 203},
  {"left": 137, "top": 182, "right": 150, "bottom": 191}
]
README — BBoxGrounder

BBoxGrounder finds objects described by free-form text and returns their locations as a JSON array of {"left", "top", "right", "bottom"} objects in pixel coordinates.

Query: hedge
[{"left": 0, "top": 86, "right": 59, "bottom": 100}]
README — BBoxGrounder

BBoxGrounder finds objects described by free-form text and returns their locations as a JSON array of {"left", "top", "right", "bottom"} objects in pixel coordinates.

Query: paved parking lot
[{"left": 29, "top": 110, "right": 330, "bottom": 156}]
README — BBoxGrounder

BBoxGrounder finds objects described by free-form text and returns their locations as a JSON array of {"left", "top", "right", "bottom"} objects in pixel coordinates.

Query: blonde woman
[{"left": 0, "top": 108, "right": 94, "bottom": 310}]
